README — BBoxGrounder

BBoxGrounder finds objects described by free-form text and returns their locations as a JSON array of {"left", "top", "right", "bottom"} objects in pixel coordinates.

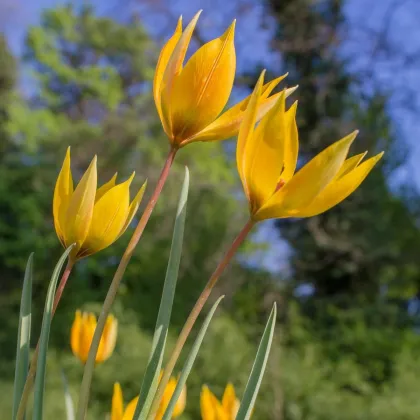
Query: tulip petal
[
  {"left": 122, "top": 397, "right": 139, "bottom": 420},
  {"left": 96, "top": 173, "right": 117, "bottom": 203},
  {"left": 173, "top": 380, "right": 187, "bottom": 417},
  {"left": 185, "top": 81, "right": 297, "bottom": 144},
  {"left": 80, "top": 174, "right": 133, "bottom": 256},
  {"left": 154, "top": 16, "right": 183, "bottom": 134},
  {"left": 236, "top": 71, "right": 265, "bottom": 201},
  {"left": 296, "top": 152, "right": 383, "bottom": 217},
  {"left": 161, "top": 11, "right": 202, "bottom": 136},
  {"left": 222, "top": 383, "right": 238, "bottom": 418},
  {"left": 281, "top": 101, "right": 299, "bottom": 182},
  {"left": 117, "top": 180, "right": 147, "bottom": 240},
  {"left": 111, "top": 383, "right": 124, "bottom": 420},
  {"left": 64, "top": 156, "right": 97, "bottom": 253},
  {"left": 53, "top": 147, "right": 74, "bottom": 245},
  {"left": 97, "top": 315, "right": 118, "bottom": 362},
  {"left": 246, "top": 91, "right": 287, "bottom": 209},
  {"left": 335, "top": 151, "right": 367, "bottom": 180},
  {"left": 70, "top": 310, "right": 81, "bottom": 357},
  {"left": 79, "top": 313, "right": 96, "bottom": 364},
  {"left": 170, "top": 20, "right": 236, "bottom": 142},
  {"left": 256, "top": 131, "right": 358, "bottom": 220},
  {"left": 201, "top": 386, "right": 217, "bottom": 420}
]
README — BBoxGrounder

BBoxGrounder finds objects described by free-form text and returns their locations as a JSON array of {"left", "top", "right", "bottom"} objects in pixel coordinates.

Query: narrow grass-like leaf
[
  {"left": 162, "top": 295, "right": 224, "bottom": 420},
  {"left": 32, "top": 245, "right": 74, "bottom": 420},
  {"left": 235, "top": 302, "right": 277, "bottom": 420},
  {"left": 12, "top": 253, "right": 34, "bottom": 420},
  {"left": 134, "top": 168, "right": 190, "bottom": 420},
  {"left": 61, "top": 369, "right": 75, "bottom": 420}
]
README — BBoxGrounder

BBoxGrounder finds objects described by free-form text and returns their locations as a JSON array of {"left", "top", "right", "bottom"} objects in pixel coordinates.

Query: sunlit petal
[
  {"left": 186, "top": 83, "right": 297, "bottom": 144},
  {"left": 122, "top": 397, "right": 138, "bottom": 420},
  {"left": 296, "top": 152, "right": 383, "bottom": 217},
  {"left": 64, "top": 156, "right": 97, "bottom": 253},
  {"left": 236, "top": 71, "right": 265, "bottom": 201},
  {"left": 96, "top": 173, "right": 118, "bottom": 203},
  {"left": 170, "top": 20, "right": 236, "bottom": 142},
  {"left": 154, "top": 16, "right": 183, "bottom": 134},
  {"left": 256, "top": 131, "right": 358, "bottom": 220},
  {"left": 161, "top": 11, "right": 202, "bottom": 137},
  {"left": 81, "top": 174, "right": 133, "bottom": 256},
  {"left": 53, "top": 147, "right": 74, "bottom": 244},
  {"left": 111, "top": 383, "right": 124, "bottom": 420}
]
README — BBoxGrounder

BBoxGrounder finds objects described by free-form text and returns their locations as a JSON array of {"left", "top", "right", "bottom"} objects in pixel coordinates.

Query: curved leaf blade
[
  {"left": 13, "top": 253, "right": 34, "bottom": 420},
  {"left": 235, "top": 302, "right": 277, "bottom": 420},
  {"left": 32, "top": 245, "right": 74, "bottom": 420},
  {"left": 134, "top": 167, "right": 190, "bottom": 420},
  {"left": 162, "top": 295, "right": 225, "bottom": 420}
]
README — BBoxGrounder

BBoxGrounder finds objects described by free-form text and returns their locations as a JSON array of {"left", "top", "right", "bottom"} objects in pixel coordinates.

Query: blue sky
[{"left": 2, "top": 0, "right": 419, "bottom": 274}]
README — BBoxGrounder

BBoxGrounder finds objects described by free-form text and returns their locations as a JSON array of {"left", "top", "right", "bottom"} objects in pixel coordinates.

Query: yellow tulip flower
[
  {"left": 201, "top": 383, "right": 241, "bottom": 420},
  {"left": 111, "top": 376, "right": 186, "bottom": 420},
  {"left": 53, "top": 147, "right": 146, "bottom": 261},
  {"left": 70, "top": 310, "right": 117, "bottom": 364},
  {"left": 237, "top": 72, "right": 384, "bottom": 221},
  {"left": 153, "top": 11, "right": 297, "bottom": 148}
]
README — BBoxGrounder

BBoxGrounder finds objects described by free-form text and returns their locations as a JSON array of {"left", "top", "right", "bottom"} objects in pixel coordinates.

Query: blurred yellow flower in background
[
  {"left": 153, "top": 11, "right": 297, "bottom": 147},
  {"left": 70, "top": 310, "right": 117, "bottom": 364},
  {"left": 111, "top": 375, "right": 186, "bottom": 420},
  {"left": 201, "top": 383, "right": 241, "bottom": 420},
  {"left": 237, "top": 72, "right": 384, "bottom": 221},
  {"left": 53, "top": 147, "right": 146, "bottom": 261}
]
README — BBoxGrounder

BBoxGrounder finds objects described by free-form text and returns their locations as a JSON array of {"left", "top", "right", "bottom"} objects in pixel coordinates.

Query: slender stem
[
  {"left": 75, "top": 147, "right": 177, "bottom": 420},
  {"left": 16, "top": 259, "right": 74, "bottom": 420},
  {"left": 148, "top": 219, "right": 255, "bottom": 419}
]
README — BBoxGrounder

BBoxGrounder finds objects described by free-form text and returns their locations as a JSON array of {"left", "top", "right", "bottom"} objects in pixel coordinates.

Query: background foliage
[{"left": 2, "top": 0, "right": 420, "bottom": 418}]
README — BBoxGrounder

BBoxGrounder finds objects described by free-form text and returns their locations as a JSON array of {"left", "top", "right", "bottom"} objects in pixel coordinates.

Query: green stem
[
  {"left": 16, "top": 259, "right": 75, "bottom": 420},
  {"left": 147, "top": 218, "right": 255, "bottom": 419},
  {"left": 75, "top": 147, "right": 177, "bottom": 420}
]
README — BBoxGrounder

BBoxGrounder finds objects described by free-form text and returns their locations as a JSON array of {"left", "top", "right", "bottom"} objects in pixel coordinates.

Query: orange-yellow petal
[
  {"left": 64, "top": 156, "right": 97, "bottom": 253},
  {"left": 335, "top": 152, "right": 367, "bottom": 180},
  {"left": 256, "top": 131, "right": 358, "bottom": 220},
  {"left": 185, "top": 81, "right": 297, "bottom": 144},
  {"left": 77, "top": 313, "right": 96, "bottom": 364},
  {"left": 161, "top": 11, "right": 202, "bottom": 137},
  {"left": 172, "top": 380, "right": 186, "bottom": 418},
  {"left": 201, "top": 386, "right": 217, "bottom": 420},
  {"left": 245, "top": 91, "right": 287, "bottom": 209},
  {"left": 70, "top": 310, "right": 82, "bottom": 357},
  {"left": 96, "top": 315, "right": 118, "bottom": 362},
  {"left": 222, "top": 383, "right": 239, "bottom": 418},
  {"left": 296, "top": 152, "right": 383, "bottom": 217},
  {"left": 80, "top": 173, "right": 133, "bottom": 257},
  {"left": 53, "top": 147, "right": 74, "bottom": 244},
  {"left": 122, "top": 397, "right": 138, "bottom": 420},
  {"left": 154, "top": 16, "right": 183, "bottom": 133},
  {"left": 281, "top": 101, "right": 299, "bottom": 182},
  {"left": 170, "top": 20, "right": 236, "bottom": 143},
  {"left": 116, "top": 180, "right": 147, "bottom": 240},
  {"left": 236, "top": 71, "right": 265, "bottom": 201},
  {"left": 96, "top": 173, "right": 118, "bottom": 203},
  {"left": 111, "top": 383, "right": 124, "bottom": 420}
]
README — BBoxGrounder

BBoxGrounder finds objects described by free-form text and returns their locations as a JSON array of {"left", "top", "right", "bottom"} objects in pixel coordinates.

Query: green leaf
[
  {"left": 32, "top": 245, "right": 74, "bottom": 420},
  {"left": 134, "top": 167, "right": 190, "bottom": 420},
  {"left": 162, "top": 295, "right": 225, "bottom": 420},
  {"left": 61, "top": 369, "right": 75, "bottom": 420},
  {"left": 13, "top": 253, "right": 34, "bottom": 420},
  {"left": 235, "top": 302, "right": 277, "bottom": 420}
]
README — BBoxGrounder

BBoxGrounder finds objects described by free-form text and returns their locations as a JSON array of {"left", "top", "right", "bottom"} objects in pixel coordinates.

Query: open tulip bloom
[
  {"left": 153, "top": 11, "right": 297, "bottom": 148},
  {"left": 53, "top": 148, "right": 147, "bottom": 261},
  {"left": 237, "top": 72, "right": 384, "bottom": 221}
]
